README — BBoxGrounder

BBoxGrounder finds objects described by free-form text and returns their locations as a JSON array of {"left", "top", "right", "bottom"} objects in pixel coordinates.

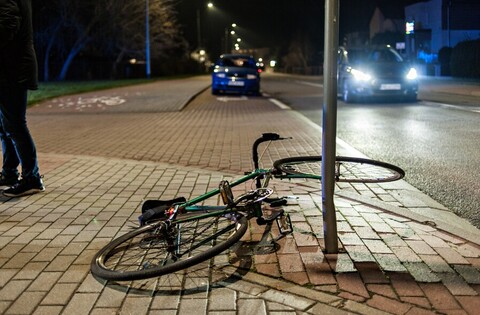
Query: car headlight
[
  {"left": 247, "top": 74, "right": 257, "bottom": 80},
  {"left": 215, "top": 73, "right": 226, "bottom": 78},
  {"left": 406, "top": 67, "right": 418, "bottom": 80},
  {"left": 350, "top": 68, "right": 372, "bottom": 81}
]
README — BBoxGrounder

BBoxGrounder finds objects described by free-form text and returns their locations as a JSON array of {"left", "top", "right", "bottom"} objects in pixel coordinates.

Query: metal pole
[
  {"left": 322, "top": 0, "right": 339, "bottom": 253},
  {"left": 145, "top": 0, "right": 151, "bottom": 78}
]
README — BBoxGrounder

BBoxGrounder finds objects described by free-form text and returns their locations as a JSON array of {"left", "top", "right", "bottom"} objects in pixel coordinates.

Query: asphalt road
[{"left": 261, "top": 73, "right": 480, "bottom": 229}]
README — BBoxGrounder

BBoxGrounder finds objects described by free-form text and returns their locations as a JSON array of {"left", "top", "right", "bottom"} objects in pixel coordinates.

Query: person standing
[{"left": 0, "top": 0, "right": 44, "bottom": 197}]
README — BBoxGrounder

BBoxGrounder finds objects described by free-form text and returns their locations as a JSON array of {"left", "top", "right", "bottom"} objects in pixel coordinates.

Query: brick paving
[{"left": 0, "top": 75, "right": 479, "bottom": 314}]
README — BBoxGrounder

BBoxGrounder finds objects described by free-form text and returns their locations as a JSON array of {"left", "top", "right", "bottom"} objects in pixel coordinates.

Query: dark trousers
[{"left": 0, "top": 85, "right": 39, "bottom": 179}]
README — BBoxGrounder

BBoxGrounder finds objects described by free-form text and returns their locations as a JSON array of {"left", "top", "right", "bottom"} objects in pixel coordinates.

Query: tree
[
  {"left": 282, "top": 32, "right": 316, "bottom": 74},
  {"left": 33, "top": 0, "right": 186, "bottom": 81}
]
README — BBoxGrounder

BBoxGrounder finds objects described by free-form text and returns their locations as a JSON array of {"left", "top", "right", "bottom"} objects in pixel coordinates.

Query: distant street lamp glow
[{"left": 207, "top": 2, "right": 214, "bottom": 8}]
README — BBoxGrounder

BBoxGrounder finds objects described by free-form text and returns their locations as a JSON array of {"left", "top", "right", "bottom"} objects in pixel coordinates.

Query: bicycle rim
[
  {"left": 274, "top": 156, "right": 404, "bottom": 183},
  {"left": 91, "top": 212, "right": 248, "bottom": 281}
]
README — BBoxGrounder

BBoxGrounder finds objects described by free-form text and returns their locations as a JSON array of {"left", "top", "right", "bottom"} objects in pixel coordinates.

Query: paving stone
[
  {"left": 419, "top": 254, "right": 454, "bottom": 273},
  {"left": 345, "top": 216, "right": 369, "bottom": 227},
  {"left": 64, "top": 293, "right": 99, "bottom": 315},
  {"left": 434, "top": 247, "right": 470, "bottom": 265},
  {"left": 388, "top": 273, "right": 425, "bottom": 297},
  {"left": 405, "top": 240, "right": 437, "bottom": 255},
  {"left": 307, "top": 302, "right": 352, "bottom": 314},
  {"left": 366, "top": 284, "right": 397, "bottom": 299},
  {"left": 363, "top": 240, "right": 393, "bottom": 254},
  {"left": 4, "top": 291, "right": 46, "bottom": 314},
  {"left": 342, "top": 299, "right": 391, "bottom": 315},
  {"left": 237, "top": 299, "right": 266, "bottom": 315},
  {"left": 259, "top": 289, "right": 315, "bottom": 310},
  {"left": 356, "top": 263, "right": 389, "bottom": 284},
  {"left": 454, "top": 243, "right": 480, "bottom": 258},
  {"left": 418, "top": 234, "right": 450, "bottom": 248},
  {"left": 336, "top": 273, "right": 369, "bottom": 298},
  {"left": 0, "top": 280, "right": 31, "bottom": 301},
  {"left": 344, "top": 245, "right": 375, "bottom": 262},
  {"left": 454, "top": 265, "right": 480, "bottom": 284},
  {"left": 338, "top": 232, "right": 364, "bottom": 246},
  {"left": 404, "top": 262, "right": 440, "bottom": 282},
  {"left": 366, "top": 294, "right": 412, "bottom": 315},
  {"left": 327, "top": 253, "right": 357, "bottom": 273},
  {"left": 373, "top": 253, "right": 407, "bottom": 272},
  {"left": 354, "top": 226, "right": 381, "bottom": 240},
  {"left": 391, "top": 246, "right": 422, "bottom": 263},
  {"left": 456, "top": 296, "right": 480, "bottom": 315},
  {"left": 437, "top": 272, "right": 478, "bottom": 296},
  {"left": 420, "top": 283, "right": 462, "bottom": 311},
  {"left": 31, "top": 305, "right": 63, "bottom": 315},
  {"left": 399, "top": 296, "right": 431, "bottom": 309},
  {"left": 278, "top": 253, "right": 305, "bottom": 273}
]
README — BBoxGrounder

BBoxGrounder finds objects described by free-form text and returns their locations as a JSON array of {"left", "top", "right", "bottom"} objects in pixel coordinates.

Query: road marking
[
  {"left": 422, "top": 101, "right": 480, "bottom": 114},
  {"left": 269, "top": 98, "right": 291, "bottom": 110},
  {"left": 217, "top": 96, "right": 249, "bottom": 102},
  {"left": 295, "top": 80, "right": 323, "bottom": 88}
]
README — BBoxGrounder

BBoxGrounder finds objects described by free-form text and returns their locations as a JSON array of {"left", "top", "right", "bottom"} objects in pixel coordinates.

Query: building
[{"left": 405, "top": 0, "right": 480, "bottom": 62}]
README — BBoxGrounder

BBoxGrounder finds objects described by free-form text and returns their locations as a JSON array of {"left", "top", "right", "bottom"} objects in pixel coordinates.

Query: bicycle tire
[
  {"left": 91, "top": 212, "right": 248, "bottom": 281},
  {"left": 274, "top": 156, "right": 404, "bottom": 183}
]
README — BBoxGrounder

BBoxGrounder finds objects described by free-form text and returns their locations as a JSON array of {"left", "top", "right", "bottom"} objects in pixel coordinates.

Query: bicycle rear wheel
[
  {"left": 274, "top": 156, "right": 404, "bottom": 183},
  {"left": 91, "top": 211, "right": 248, "bottom": 281}
]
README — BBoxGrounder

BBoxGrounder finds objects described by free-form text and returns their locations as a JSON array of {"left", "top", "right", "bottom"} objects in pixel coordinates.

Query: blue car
[{"left": 211, "top": 54, "right": 261, "bottom": 95}]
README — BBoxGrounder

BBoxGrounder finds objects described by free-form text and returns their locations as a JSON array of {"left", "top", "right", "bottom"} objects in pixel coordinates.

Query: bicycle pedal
[
  {"left": 267, "top": 198, "right": 288, "bottom": 207},
  {"left": 260, "top": 208, "right": 285, "bottom": 223},
  {"left": 276, "top": 213, "right": 293, "bottom": 235}
]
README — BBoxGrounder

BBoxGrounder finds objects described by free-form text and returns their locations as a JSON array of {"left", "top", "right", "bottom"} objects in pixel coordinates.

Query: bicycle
[{"left": 90, "top": 133, "right": 404, "bottom": 281}]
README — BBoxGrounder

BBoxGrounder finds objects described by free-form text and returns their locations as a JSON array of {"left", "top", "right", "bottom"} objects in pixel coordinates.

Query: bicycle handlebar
[{"left": 252, "top": 133, "right": 291, "bottom": 188}]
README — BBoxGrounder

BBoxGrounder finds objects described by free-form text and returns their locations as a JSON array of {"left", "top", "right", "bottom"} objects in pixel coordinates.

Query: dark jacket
[{"left": 0, "top": 0, "right": 38, "bottom": 90}]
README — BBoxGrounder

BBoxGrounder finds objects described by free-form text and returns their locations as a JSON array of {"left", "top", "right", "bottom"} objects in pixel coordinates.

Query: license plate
[
  {"left": 380, "top": 83, "right": 401, "bottom": 90},
  {"left": 228, "top": 80, "right": 244, "bottom": 86}
]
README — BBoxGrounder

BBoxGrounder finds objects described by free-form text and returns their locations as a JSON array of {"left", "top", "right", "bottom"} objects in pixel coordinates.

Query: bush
[
  {"left": 438, "top": 46, "right": 452, "bottom": 76},
  {"left": 450, "top": 40, "right": 480, "bottom": 78}
]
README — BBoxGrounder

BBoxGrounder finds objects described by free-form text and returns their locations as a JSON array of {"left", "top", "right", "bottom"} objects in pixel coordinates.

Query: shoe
[
  {"left": 3, "top": 176, "right": 45, "bottom": 197},
  {"left": 0, "top": 174, "right": 19, "bottom": 187}
]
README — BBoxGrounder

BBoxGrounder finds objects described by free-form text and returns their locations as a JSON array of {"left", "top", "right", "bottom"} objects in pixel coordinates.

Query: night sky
[{"left": 175, "top": 0, "right": 426, "bottom": 58}]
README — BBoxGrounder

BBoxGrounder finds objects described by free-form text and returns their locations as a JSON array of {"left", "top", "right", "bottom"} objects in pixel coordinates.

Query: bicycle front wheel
[
  {"left": 274, "top": 156, "right": 404, "bottom": 183},
  {"left": 91, "top": 212, "right": 248, "bottom": 281}
]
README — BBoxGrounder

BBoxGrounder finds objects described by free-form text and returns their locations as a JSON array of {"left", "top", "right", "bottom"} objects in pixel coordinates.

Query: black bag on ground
[{"left": 138, "top": 197, "right": 186, "bottom": 226}]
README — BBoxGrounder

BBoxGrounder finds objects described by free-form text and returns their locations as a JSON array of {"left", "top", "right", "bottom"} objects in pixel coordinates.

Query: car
[
  {"left": 337, "top": 45, "right": 418, "bottom": 103},
  {"left": 211, "top": 54, "right": 261, "bottom": 95}
]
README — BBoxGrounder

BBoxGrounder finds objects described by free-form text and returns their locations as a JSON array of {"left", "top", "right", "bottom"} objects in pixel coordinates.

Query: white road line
[
  {"left": 269, "top": 98, "right": 291, "bottom": 110},
  {"left": 422, "top": 101, "right": 480, "bottom": 114}
]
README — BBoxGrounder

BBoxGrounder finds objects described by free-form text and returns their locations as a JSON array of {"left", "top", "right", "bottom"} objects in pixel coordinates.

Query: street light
[{"left": 224, "top": 23, "right": 237, "bottom": 53}]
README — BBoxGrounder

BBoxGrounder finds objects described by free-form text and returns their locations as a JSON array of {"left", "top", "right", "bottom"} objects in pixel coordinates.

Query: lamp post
[{"left": 145, "top": 0, "right": 151, "bottom": 78}]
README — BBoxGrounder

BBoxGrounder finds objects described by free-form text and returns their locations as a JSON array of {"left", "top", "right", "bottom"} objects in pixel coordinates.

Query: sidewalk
[{"left": 0, "top": 76, "right": 479, "bottom": 314}]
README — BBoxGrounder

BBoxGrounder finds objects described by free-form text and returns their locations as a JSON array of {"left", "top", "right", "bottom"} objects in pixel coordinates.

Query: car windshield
[
  {"left": 348, "top": 48, "right": 404, "bottom": 64},
  {"left": 218, "top": 57, "right": 256, "bottom": 68}
]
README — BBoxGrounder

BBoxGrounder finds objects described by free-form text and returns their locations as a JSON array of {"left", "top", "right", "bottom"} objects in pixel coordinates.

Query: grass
[{"left": 27, "top": 79, "right": 152, "bottom": 105}]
